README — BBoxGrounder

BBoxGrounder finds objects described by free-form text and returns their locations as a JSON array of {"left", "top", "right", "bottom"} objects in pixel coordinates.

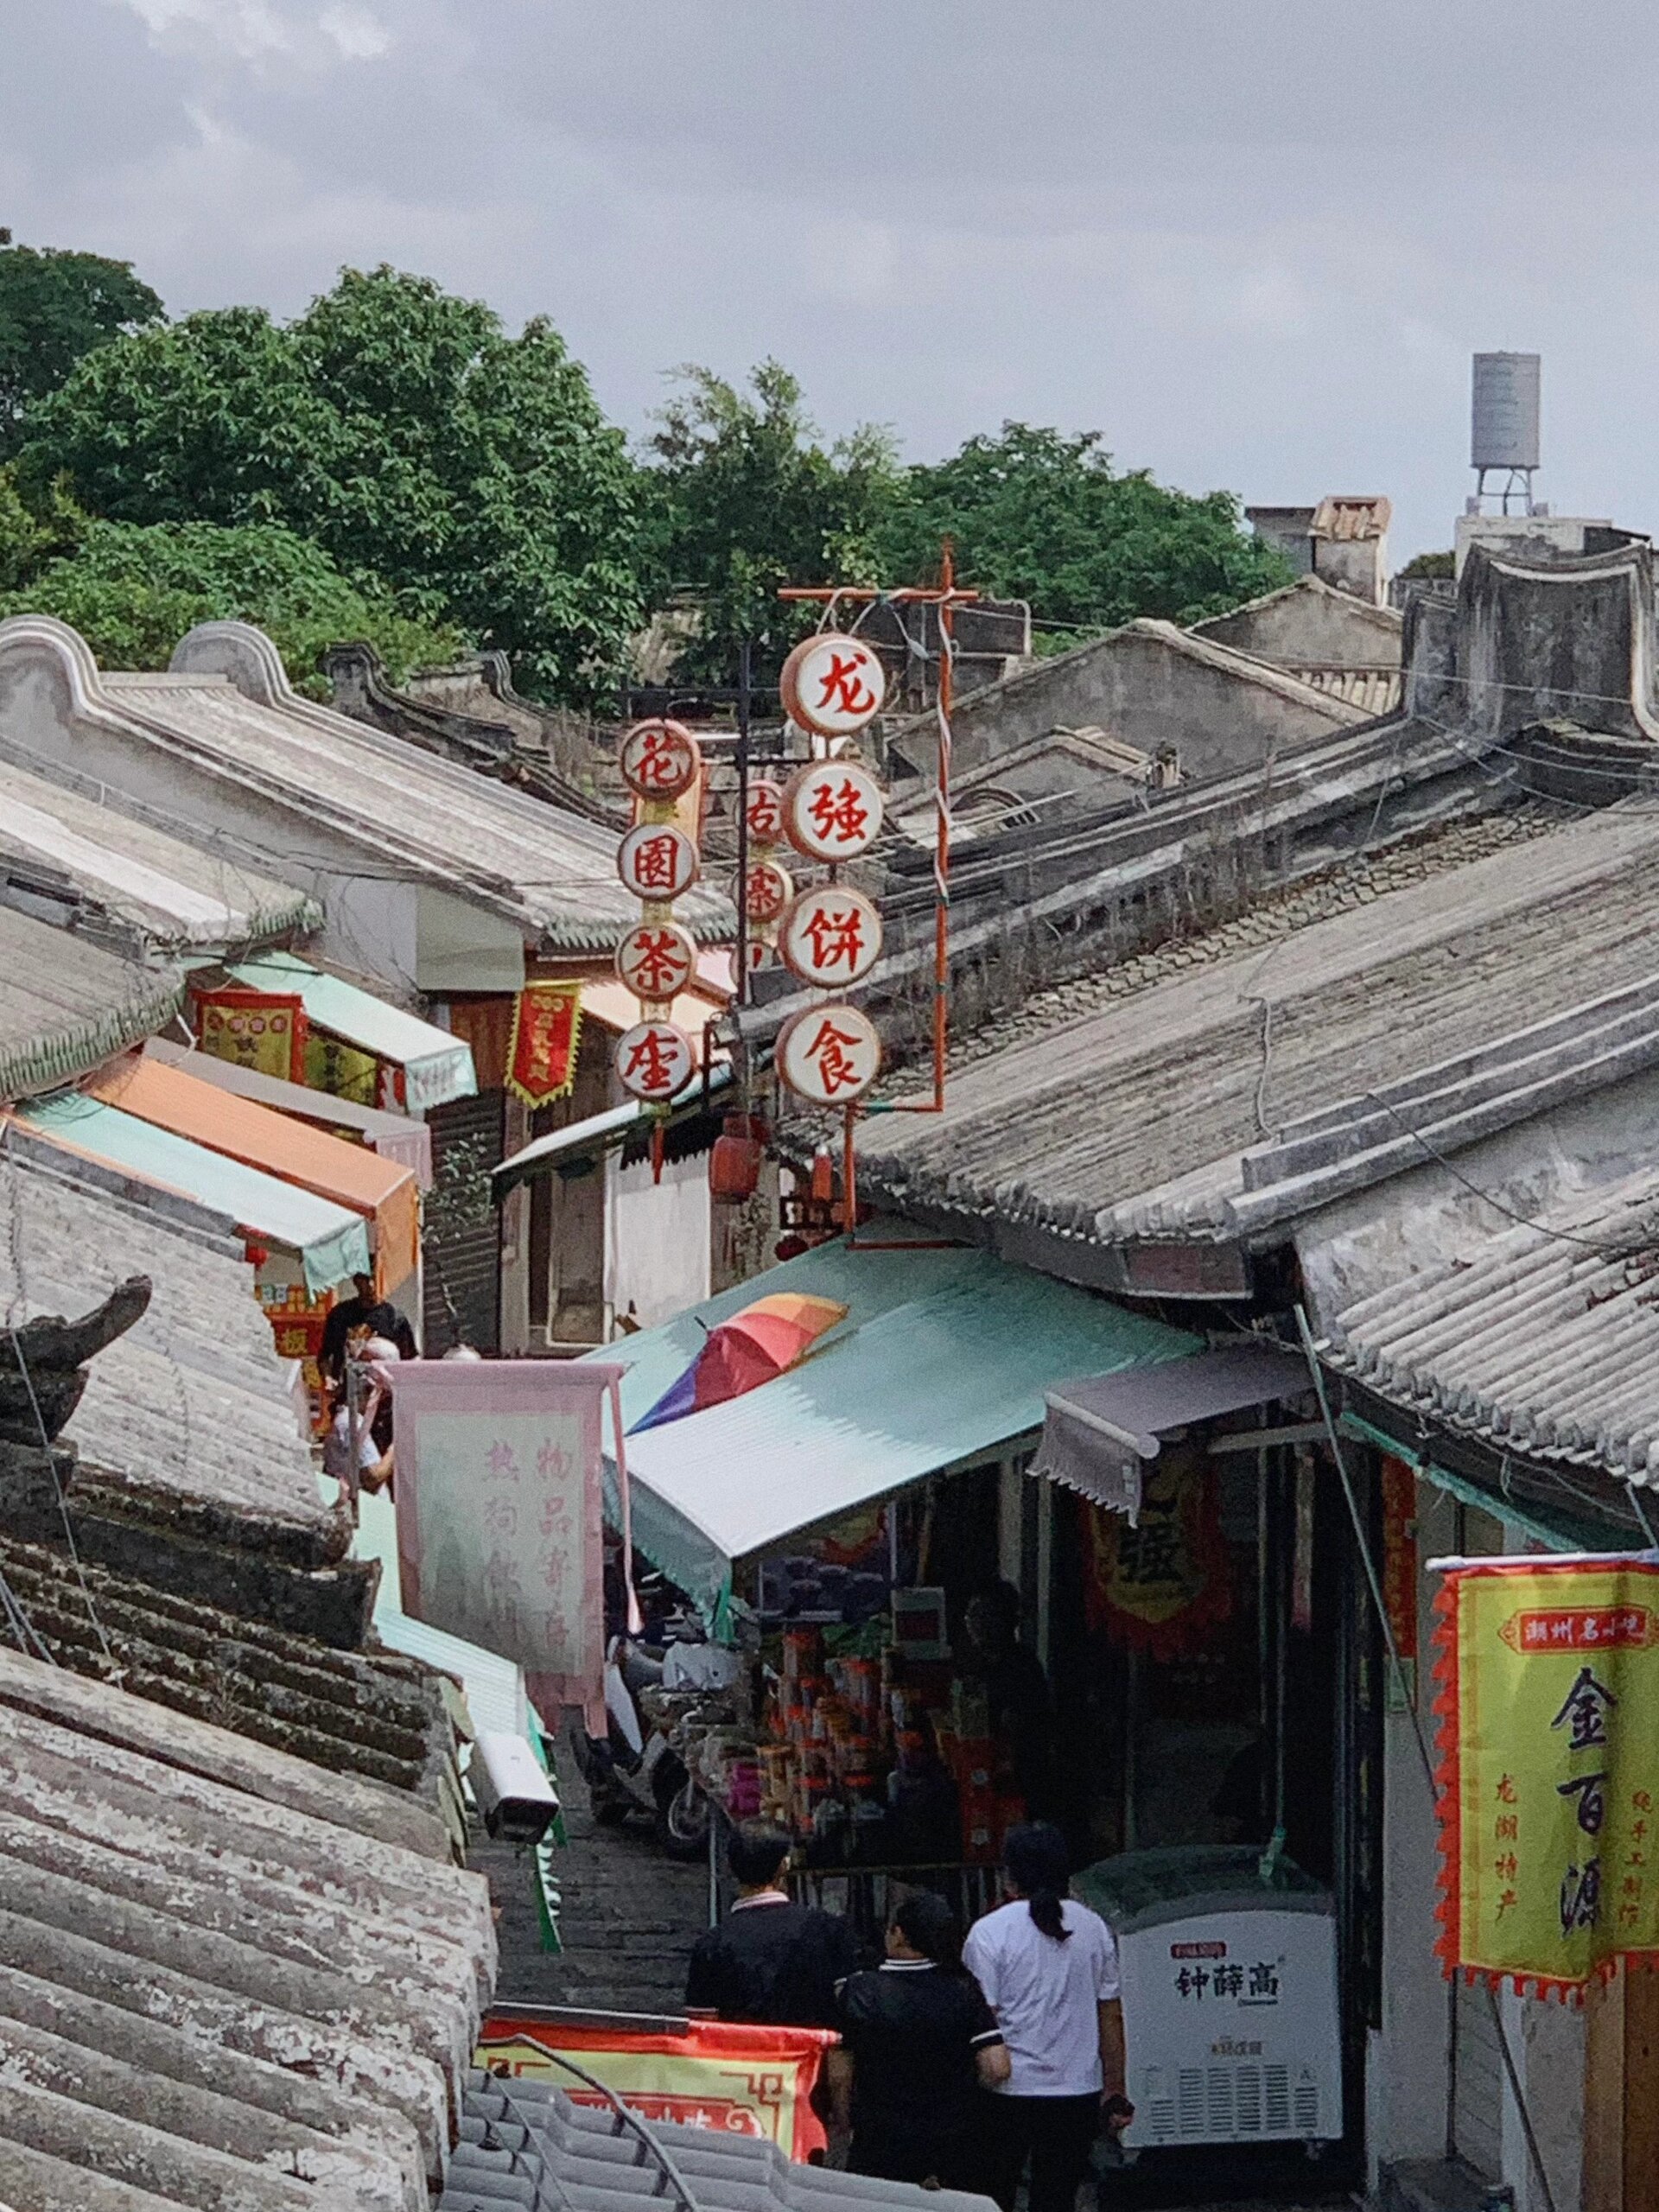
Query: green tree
[
  {"left": 1397, "top": 549, "right": 1453, "bottom": 581},
  {"left": 0, "top": 516, "right": 463, "bottom": 697},
  {"left": 878, "top": 423, "right": 1293, "bottom": 640},
  {"left": 16, "top": 266, "right": 640, "bottom": 703},
  {"left": 0, "top": 236, "right": 164, "bottom": 457},
  {"left": 640, "top": 360, "right": 902, "bottom": 680}
]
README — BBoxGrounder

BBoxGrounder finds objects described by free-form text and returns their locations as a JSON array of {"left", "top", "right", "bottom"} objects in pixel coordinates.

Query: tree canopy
[
  {"left": 639, "top": 360, "right": 901, "bottom": 681},
  {"left": 875, "top": 423, "right": 1293, "bottom": 640},
  {"left": 16, "top": 266, "right": 640, "bottom": 702},
  {"left": 0, "top": 238, "right": 164, "bottom": 457},
  {"left": 0, "top": 504, "right": 462, "bottom": 697}
]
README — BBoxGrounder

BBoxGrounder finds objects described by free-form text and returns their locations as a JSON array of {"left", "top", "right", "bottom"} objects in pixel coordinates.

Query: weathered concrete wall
[
  {"left": 1313, "top": 533, "right": 1387, "bottom": 605},
  {"left": 1457, "top": 539, "right": 1659, "bottom": 742},
  {"left": 1365, "top": 1473, "right": 1456, "bottom": 2186},
  {"left": 1195, "top": 578, "right": 1402, "bottom": 671},
  {"left": 888, "top": 619, "right": 1360, "bottom": 785}
]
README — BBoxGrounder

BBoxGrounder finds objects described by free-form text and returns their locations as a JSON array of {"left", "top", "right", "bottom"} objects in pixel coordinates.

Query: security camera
[{"left": 470, "top": 1732, "right": 560, "bottom": 1846}]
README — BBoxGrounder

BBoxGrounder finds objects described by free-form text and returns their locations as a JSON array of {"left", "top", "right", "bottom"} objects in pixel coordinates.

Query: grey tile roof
[
  {"left": 0, "top": 1139, "right": 329, "bottom": 1530},
  {"left": 855, "top": 800, "right": 1659, "bottom": 1256},
  {"left": 0, "top": 1524, "right": 454, "bottom": 1802},
  {"left": 0, "top": 615, "right": 734, "bottom": 952},
  {"left": 0, "top": 756, "right": 319, "bottom": 954},
  {"left": 0, "top": 905, "right": 181, "bottom": 1103},
  {"left": 445, "top": 2074, "right": 995, "bottom": 2212},
  {"left": 0, "top": 1641, "right": 494, "bottom": 2209},
  {"left": 1323, "top": 1162, "right": 1659, "bottom": 1482}
]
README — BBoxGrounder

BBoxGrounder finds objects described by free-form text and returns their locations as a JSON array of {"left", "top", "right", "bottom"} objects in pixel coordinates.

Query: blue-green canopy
[
  {"left": 19, "top": 1092, "right": 370, "bottom": 1294},
  {"left": 586, "top": 1236, "right": 1200, "bottom": 1617},
  {"left": 224, "top": 951, "right": 477, "bottom": 1112}
]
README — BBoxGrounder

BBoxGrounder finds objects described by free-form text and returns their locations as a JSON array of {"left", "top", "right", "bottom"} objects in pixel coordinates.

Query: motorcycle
[{"left": 570, "top": 1630, "right": 712, "bottom": 1861}]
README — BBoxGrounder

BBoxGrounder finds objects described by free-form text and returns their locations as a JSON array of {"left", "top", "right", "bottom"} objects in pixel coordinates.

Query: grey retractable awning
[{"left": 1033, "top": 1341, "right": 1312, "bottom": 1521}]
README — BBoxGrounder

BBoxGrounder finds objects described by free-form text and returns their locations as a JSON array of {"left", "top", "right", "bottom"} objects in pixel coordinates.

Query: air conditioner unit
[{"left": 1076, "top": 1846, "right": 1343, "bottom": 2152}]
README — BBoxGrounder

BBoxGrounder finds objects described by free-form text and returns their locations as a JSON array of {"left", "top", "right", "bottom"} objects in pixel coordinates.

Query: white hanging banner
[{"left": 391, "top": 1359, "right": 626, "bottom": 1731}]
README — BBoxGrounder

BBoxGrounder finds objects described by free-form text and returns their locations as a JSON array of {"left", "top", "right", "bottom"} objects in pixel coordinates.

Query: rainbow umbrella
[{"left": 631, "top": 1292, "right": 849, "bottom": 1433}]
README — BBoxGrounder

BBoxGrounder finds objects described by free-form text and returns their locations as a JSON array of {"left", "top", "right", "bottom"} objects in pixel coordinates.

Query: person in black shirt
[
  {"left": 835, "top": 1890, "right": 1010, "bottom": 2188},
  {"left": 685, "top": 1821, "right": 856, "bottom": 2029},
  {"left": 320, "top": 1275, "right": 418, "bottom": 1391}
]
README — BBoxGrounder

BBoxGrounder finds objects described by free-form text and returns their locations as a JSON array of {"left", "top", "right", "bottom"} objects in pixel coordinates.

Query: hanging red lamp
[
  {"left": 709, "top": 1112, "right": 767, "bottom": 1205},
  {"left": 810, "top": 1144, "right": 836, "bottom": 1208}
]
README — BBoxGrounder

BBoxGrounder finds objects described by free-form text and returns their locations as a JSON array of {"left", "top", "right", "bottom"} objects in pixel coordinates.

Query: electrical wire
[{"left": 1294, "top": 1303, "right": 1560, "bottom": 2212}]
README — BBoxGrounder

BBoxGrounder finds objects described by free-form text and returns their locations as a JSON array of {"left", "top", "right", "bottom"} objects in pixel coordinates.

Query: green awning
[
  {"left": 586, "top": 1234, "right": 1200, "bottom": 1616},
  {"left": 223, "top": 952, "right": 477, "bottom": 1112},
  {"left": 18, "top": 1092, "right": 370, "bottom": 1295}
]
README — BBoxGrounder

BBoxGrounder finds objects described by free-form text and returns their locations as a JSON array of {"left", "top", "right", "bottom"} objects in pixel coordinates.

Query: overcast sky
[{"left": 3, "top": 1, "right": 1653, "bottom": 563}]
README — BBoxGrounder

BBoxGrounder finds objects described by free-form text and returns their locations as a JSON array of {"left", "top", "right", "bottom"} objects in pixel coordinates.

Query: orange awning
[{"left": 87, "top": 1052, "right": 420, "bottom": 1295}]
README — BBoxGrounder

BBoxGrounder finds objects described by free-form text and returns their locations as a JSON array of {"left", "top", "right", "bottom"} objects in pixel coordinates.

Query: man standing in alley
[{"left": 685, "top": 1820, "right": 856, "bottom": 2028}]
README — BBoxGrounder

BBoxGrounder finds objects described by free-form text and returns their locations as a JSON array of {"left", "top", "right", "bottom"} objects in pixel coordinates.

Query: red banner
[
  {"left": 506, "top": 982, "right": 583, "bottom": 1106},
  {"left": 476, "top": 2014, "right": 837, "bottom": 2161},
  {"left": 194, "top": 988, "right": 307, "bottom": 1084}
]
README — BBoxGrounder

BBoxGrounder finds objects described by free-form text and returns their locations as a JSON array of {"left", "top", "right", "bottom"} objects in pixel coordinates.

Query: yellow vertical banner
[{"left": 1433, "top": 1554, "right": 1659, "bottom": 1997}]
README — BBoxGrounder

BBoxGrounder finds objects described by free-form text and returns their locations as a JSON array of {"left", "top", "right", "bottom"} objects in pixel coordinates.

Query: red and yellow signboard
[
  {"left": 1433, "top": 1554, "right": 1659, "bottom": 1997},
  {"left": 506, "top": 982, "right": 583, "bottom": 1107},
  {"left": 476, "top": 2013, "right": 837, "bottom": 2161},
  {"left": 195, "top": 988, "right": 307, "bottom": 1083}
]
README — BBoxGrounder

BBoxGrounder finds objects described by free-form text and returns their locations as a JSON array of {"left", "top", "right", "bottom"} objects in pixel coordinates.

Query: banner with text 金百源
[{"left": 1433, "top": 1553, "right": 1659, "bottom": 1998}]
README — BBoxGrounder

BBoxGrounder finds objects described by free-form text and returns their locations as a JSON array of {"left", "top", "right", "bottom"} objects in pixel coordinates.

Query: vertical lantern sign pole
[
  {"left": 613, "top": 721, "right": 703, "bottom": 1179},
  {"left": 776, "top": 544, "right": 976, "bottom": 1202}
]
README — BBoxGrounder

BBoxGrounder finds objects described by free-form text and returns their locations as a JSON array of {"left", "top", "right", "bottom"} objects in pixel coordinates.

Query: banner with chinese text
[
  {"left": 195, "top": 988, "right": 307, "bottom": 1083},
  {"left": 505, "top": 983, "right": 582, "bottom": 1107},
  {"left": 1433, "top": 1554, "right": 1659, "bottom": 1996},
  {"left": 391, "top": 1361, "right": 624, "bottom": 1730},
  {"left": 476, "top": 2013, "right": 837, "bottom": 2162},
  {"left": 1080, "top": 1454, "right": 1231, "bottom": 1658}
]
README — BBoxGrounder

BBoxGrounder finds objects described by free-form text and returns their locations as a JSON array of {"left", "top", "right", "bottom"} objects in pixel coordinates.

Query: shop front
[{"left": 590, "top": 1255, "right": 1381, "bottom": 2190}]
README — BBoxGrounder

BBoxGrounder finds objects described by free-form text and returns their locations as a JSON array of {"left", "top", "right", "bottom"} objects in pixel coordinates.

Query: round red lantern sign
[
  {"left": 618, "top": 822, "right": 700, "bottom": 904},
  {"left": 780, "top": 885, "right": 884, "bottom": 988},
  {"left": 776, "top": 1002, "right": 882, "bottom": 1106},
  {"left": 616, "top": 919, "right": 696, "bottom": 1004},
  {"left": 783, "top": 760, "right": 885, "bottom": 863},
  {"left": 743, "top": 858, "right": 794, "bottom": 926},
  {"left": 779, "top": 632, "right": 887, "bottom": 740},
  {"left": 614, "top": 1020, "right": 695, "bottom": 1103},
  {"left": 618, "top": 718, "right": 702, "bottom": 802},
  {"left": 745, "top": 777, "right": 785, "bottom": 846}
]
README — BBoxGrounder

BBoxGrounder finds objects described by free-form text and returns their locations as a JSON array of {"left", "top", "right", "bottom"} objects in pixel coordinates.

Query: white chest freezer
[{"left": 1075, "top": 1847, "right": 1343, "bottom": 2152}]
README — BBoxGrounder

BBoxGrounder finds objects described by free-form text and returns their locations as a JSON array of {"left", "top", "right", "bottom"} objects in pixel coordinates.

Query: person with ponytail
[
  {"left": 962, "top": 1823, "right": 1134, "bottom": 2212},
  {"left": 832, "top": 1888, "right": 1009, "bottom": 2187}
]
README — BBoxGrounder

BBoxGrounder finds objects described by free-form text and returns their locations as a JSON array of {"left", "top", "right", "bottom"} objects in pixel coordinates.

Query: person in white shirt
[{"left": 962, "top": 1822, "right": 1133, "bottom": 2212}]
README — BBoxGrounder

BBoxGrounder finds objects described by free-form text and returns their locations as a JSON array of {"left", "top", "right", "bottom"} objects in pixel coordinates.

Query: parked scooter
[{"left": 570, "top": 1630, "right": 711, "bottom": 1860}]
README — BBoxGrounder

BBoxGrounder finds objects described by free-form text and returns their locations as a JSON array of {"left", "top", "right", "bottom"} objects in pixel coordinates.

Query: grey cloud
[{"left": 5, "top": 1, "right": 1659, "bottom": 561}]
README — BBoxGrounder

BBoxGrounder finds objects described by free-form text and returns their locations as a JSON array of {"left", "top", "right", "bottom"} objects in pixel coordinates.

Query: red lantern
[
  {"left": 810, "top": 1144, "right": 836, "bottom": 1208},
  {"left": 709, "top": 1113, "right": 766, "bottom": 1205}
]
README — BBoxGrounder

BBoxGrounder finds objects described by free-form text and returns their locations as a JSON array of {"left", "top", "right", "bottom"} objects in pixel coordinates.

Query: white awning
[{"left": 1033, "top": 1343, "right": 1313, "bottom": 1521}]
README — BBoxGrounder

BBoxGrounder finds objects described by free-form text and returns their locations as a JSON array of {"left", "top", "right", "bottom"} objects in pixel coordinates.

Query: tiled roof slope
[
  {"left": 0, "top": 905, "right": 181, "bottom": 1103},
  {"left": 0, "top": 1528, "right": 452, "bottom": 1801},
  {"left": 447, "top": 2074, "right": 995, "bottom": 2212},
  {"left": 0, "top": 1140, "right": 328, "bottom": 1530},
  {"left": 857, "top": 800, "right": 1659, "bottom": 1252},
  {"left": 0, "top": 756, "right": 317, "bottom": 954},
  {"left": 0, "top": 1643, "right": 494, "bottom": 2210},
  {"left": 1324, "top": 1163, "right": 1659, "bottom": 1483},
  {"left": 0, "top": 615, "right": 734, "bottom": 952}
]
